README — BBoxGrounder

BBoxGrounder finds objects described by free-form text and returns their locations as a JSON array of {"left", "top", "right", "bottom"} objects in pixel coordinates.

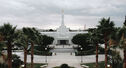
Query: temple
[{"left": 40, "top": 10, "right": 87, "bottom": 45}]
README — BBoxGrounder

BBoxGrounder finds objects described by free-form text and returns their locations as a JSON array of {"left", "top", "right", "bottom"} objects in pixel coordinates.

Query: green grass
[
  {"left": 81, "top": 61, "right": 108, "bottom": 68},
  {"left": 27, "top": 63, "right": 47, "bottom": 68}
]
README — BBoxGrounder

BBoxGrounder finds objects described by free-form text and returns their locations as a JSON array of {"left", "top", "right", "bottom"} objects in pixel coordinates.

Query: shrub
[
  {"left": 75, "top": 49, "right": 95, "bottom": 56},
  {"left": 98, "top": 47, "right": 104, "bottom": 54},
  {"left": 12, "top": 54, "right": 23, "bottom": 68},
  {"left": 60, "top": 64, "right": 70, "bottom": 68},
  {"left": 0, "top": 63, "right": 8, "bottom": 68},
  {"left": 34, "top": 49, "right": 52, "bottom": 56}
]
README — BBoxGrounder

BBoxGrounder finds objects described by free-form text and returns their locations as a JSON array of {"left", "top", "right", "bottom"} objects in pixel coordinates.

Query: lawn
[
  {"left": 81, "top": 61, "right": 107, "bottom": 68},
  {"left": 26, "top": 63, "right": 47, "bottom": 68}
]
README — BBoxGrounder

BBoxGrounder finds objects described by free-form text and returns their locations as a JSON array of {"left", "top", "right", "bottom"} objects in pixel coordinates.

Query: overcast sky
[{"left": 0, "top": 0, "right": 126, "bottom": 30}]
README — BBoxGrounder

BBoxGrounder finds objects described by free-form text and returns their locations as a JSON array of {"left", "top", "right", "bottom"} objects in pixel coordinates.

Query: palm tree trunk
[
  {"left": 2, "top": 53, "right": 6, "bottom": 61},
  {"left": 124, "top": 50, "right": 126, "bottom": 68},
  {"left": 96, "top": 43, "right": 98, "bottom": 67},
  {"left": 7, "top": 42, "right": 12, "bottom": 68},
  {"left": 105, "top": 36, "right": 108, "bottom": 68},
  {"left": 30, "top": 42, "right": 34, "bottom": 68},
  {"left": 24, "top": 48, "right": 27, "bottom": 68}
]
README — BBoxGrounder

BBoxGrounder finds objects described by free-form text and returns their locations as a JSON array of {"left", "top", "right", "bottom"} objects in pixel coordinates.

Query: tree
[
  {"left": 89, "top": 28, "right": 104, "bottom": 67},
  {"left": 12, "top": 54, "right": 23, "bottom": 68},
  {"left": 34, "top": 35, "right": 54, "bottom": 56},
  {"left": 111, "top": 51, "right": 122, "bottom": 68},
  {"left": 0, "top": 34, "right": 4, "bottom": 54},
  {"left": 109, "top": 28, "right": 119, "bottom": 47},
  {"left": 72, "top": 33, "right": 90, "bottom": 50},
  {"left": 49, "top": 29, "right": 54, "bottom": 31},
  {"left": 36, "top": 35, "right": 43, "bottom": 51},
  {"left": 117, "top": 16, "right": 126, "bottom": 68},
  {"left": 107, "top": 28, "right": 122, "bottom": 68},
  {"left": 14, "top": 30, "right": 28, "bottom": 68},
  {"left": 0, "top": 23, "right": 16, "bottom": 68},
  {"left": 97, "top": 18, "right": 115, "bottom": 68},
  {"left": 23, "top": 27, "right": 39, "bottom": 68},
  {"left": 42, "top": 35, "right": 54, "bottom": 47}
]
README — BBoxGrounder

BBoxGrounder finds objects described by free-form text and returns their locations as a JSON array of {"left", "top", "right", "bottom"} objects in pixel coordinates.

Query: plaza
[{"left": 13, "top": 45, "right": 104, "bottom": 68}]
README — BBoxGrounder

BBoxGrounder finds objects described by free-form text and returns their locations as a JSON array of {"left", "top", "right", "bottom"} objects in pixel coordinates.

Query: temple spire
[{"left": 61, "top": 9, "right": 65, "bottom": 26}]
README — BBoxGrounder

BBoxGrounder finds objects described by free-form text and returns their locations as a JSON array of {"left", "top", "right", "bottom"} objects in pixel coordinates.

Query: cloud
[{"left": 0, "top": 0, "right": 125, "bottom": 29}]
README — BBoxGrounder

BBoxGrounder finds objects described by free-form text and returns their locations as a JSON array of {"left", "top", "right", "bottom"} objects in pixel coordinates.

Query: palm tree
[
  {"left": 0, "top": 34, "right": 4, "bottom": 42},
  {"left": 89, "top": 28, "right": 103, "bottom": 67},
  {"left": 36, "top": 35, "right": 43, "bottom": 51},
  {"left": 0, "top": 23, "right": 16, "bottom": 68},
  {"left": 108, "top": 27, "right": 121, "bottom": 68},
  {"left": 97, "top": 18, "right": 115, "bottom": 68},
  {"left": 112, "top": 51, "right": 122, "bottom": 68},
  {"left": 0, "top": 34, "right": 6, "bottom": 60},
  {"left": 14, "top": 30, "right": 28, "bottom": 68},
  {"left": 23, "top": 27, "right": 39, "bottom": 68},
  {"left": 109, "top": 16, "right": 126, "bottom": 68},
  {"left": 117, "top": 16, "right": 126, "bottom": 68},
  {"left": 0, "top": 34, "right": 4, "bottom": 53}
]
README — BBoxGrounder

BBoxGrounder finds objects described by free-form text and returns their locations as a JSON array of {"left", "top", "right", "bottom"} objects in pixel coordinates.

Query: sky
[{"left": 0, "top": 0, "right": 126, "bottom": 30}]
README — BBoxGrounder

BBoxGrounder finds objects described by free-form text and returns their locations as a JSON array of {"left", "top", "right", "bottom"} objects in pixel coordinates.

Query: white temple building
[{"left": 40, "top": 10, "right": 87, "bottom": 45}]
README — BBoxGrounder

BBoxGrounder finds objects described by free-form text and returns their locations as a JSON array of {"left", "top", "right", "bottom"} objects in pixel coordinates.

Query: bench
[
  {"left": 81, "top": 65, "right": 89, "bottom": 68},
  {"left": 40, "top": 65, "right": 48, "bottom": 68},
  {"left": 20, "top": 65, "right": 24, "bottom": 68}
]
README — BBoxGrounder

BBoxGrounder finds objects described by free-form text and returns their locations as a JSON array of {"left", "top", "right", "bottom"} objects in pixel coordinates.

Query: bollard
[
  {"left": 55, "top": 53, "right": 56, "bottom": 55},
  {"left": 70, "top": 52, "right": 72, "bottom": 55}
]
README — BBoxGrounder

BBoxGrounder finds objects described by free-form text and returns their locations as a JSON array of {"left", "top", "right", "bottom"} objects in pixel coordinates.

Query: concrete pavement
[{"left": 13, "top": 45, "right": 105, "bottom": 68}]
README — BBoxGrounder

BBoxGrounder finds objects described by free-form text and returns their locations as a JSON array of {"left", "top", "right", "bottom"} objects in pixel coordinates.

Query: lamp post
[
  {"left": 108, "top": 49, "right": 112, "bottom": 68},
  {"left": 45, "top": 48, "right": 47, "bottom": 63},
  {"left": 81, "top": 48, "right": 83, "bottom": 63}
]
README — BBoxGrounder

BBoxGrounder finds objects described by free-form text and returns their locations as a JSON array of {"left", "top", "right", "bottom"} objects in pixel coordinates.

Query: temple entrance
[
  {"left": 60, "top": 40, "right": 67, "bottom": 44},
  {"left": 57, "top": 40, "right": 69, "bottom": 45}
]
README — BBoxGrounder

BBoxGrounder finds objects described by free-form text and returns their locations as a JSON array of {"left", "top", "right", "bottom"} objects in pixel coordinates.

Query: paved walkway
[
  {"left": 47, "top": 53, "right": 83, "bottom": 68},
  {"left": 13, "top": 45, "right": 105, "bottom": 68},
  {"left": 47, "top": 45, "right": 104, "bottom": 68}
]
